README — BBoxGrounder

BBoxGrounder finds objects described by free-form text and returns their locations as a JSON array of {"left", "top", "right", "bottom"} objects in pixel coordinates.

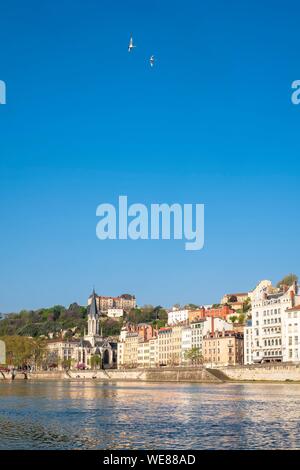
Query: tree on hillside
[
  {"left": 243, "top": 297, "right": 251, "bottom": 313},
  {"left": 276, "top": 274, "right": 298, "bottom": 288},
  {"left": 229, "top": 315, "right": 238, "bottom": 324},
  {"left": 238, "top": 313, "right": 246, "bottom": 324},
  {"left": 100, "top": 318, "right": 123, "bottom": 337},
  {"left": 0, "top": 303, "right": 88, "bottom": 338},
  {"left": 184, "top": 304, "right": 199, "bottom": 310}
]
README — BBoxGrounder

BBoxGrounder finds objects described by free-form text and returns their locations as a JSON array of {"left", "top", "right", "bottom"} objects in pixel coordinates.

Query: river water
[{"left": 0, "top": 380, "right": 300, "bottom": 449}]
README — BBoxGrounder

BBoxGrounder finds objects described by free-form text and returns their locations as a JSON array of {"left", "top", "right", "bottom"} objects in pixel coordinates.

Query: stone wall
[
  {"left": 0, "top": 371, "right": 66, "bottom": 380},
  {"left": 3, "top": 365, "right": 300, "bottom": 383},
  {"left": 66, "top": 369, "right": 144, "bottom": 381},
  {"left": 143, "top": 367, "right": 221, "bottom": 383},
  {"left": 218, "top": 363, "right": 300, "bottom": 382},
  {"left": 66, "top": 367, "right": 221, "bottom": 383}
]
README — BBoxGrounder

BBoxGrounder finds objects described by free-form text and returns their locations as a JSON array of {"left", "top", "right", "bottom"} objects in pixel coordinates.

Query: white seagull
[
  {"left": 128, "top": 35, "right": 136, "bottom": 52},
  {"left": 150, "top": 55, "right": 155, "bottom": 67}
]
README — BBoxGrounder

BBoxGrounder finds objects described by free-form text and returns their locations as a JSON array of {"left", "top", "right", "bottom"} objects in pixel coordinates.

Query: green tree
[
  {"left": 276, "top": 273, "right": 298, "bottom": 288},
  {"left": 229, "top": 315, "right": 238, "bottom": 324},
  {"left": 184, "top": 304, "right": 199, "bottom": 310},
  {"left": 90, "top": 354, "right": 101, "bottom": 369},
  {"left": 152, "top": 319, "right": 166, "bottom": 329},
  {"left": 0, "top": 335, "right": 42, "bottom": 368},
  {"left": 61, "top": 359, "right": 72, "bottom": 370},
  {"left": 242, "top": 297, "right": 251, "bottom": 313},
  {"left": 184, "top": 347, "right": 203, "bottom": 365}
]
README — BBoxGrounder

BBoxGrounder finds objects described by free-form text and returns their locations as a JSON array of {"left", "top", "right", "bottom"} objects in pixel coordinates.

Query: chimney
[{"left": 290, "top": 289, "right": 295, "bottom": 307}]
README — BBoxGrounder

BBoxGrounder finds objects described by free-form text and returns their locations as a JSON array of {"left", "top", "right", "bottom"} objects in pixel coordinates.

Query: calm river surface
[{"left": 1, "top": 380, "right": 300, "bottom": 449}]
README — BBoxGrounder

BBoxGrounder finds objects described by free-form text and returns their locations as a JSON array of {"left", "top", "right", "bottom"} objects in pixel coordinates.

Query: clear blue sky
[{"left": 0, "top": 0, "right": 300, "bottom": 312}]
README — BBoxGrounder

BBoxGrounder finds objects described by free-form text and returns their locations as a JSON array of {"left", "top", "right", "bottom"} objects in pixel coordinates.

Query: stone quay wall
[
  {"left": 0, "top": 367, "right": 222, "bottom": 383},
  {"left": 66, "top": 367, "right": 221, "bottom": 383},
  {"left": 217, "top": 363, "right": 300, "bottom": 382},
  {"left": 2, "top": 364, "right": 300, "bottom": 382}
]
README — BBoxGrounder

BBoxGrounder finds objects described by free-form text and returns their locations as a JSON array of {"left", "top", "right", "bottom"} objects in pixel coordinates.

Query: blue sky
[{"left": 0, "top": 0, "right": 300, "bottom": 312}]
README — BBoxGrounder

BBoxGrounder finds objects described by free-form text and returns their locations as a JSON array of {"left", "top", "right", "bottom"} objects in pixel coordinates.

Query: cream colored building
[
  {"left": 203, "top": 330, "right": 244, "bottom": 366},
  {"left": 46, "top": 339, "right": 79, "bottom": 367},
  {"left": 149, "top": 337, "right": 159, "bottom": 367},
  {"left": 137, "top": 341, "right": 150, "bottom": 368},
  {"left": 283, "top": 305, "right": 300, "bottom": 362},
  {"left": 118, "top": 335, "right": 159, "bottom": 369},
  {"left": 182, "top": 317, "right": 233, "bottom": 363},
  {"left": 158, "top": 325, "right": 183, "bottom": 366},
  {"left": 118, "top": 332, "right": 139, "bottom": 368}
]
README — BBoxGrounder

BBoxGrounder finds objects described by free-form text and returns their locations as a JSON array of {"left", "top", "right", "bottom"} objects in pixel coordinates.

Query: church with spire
[
  {"left": 84, "top": 289, "right": 101, "bottom": 347},
  {"left": 77, "top": 289, "right": 117, "bottom": 368},
  {"left": 46, "top": 290, "right": 118, "bottom": 370}
]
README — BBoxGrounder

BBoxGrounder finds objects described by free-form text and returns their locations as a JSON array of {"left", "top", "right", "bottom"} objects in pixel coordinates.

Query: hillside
[
  {"left": 0, "top": 303, "right": 88, "bottom": 338},
  {"left": 0, "top": 304, "right": 168, "bottom": 339}
]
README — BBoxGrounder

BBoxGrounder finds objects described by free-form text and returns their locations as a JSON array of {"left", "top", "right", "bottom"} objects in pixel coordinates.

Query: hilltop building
[
  {"left": 167, "top": 306, "right": 235, "bottom": 326},
  {"left": 87, "top": 292, "right": 136, "bottom": 313},
  {"left": 220, "top": 292, "right": 249, "bottom": 312}
]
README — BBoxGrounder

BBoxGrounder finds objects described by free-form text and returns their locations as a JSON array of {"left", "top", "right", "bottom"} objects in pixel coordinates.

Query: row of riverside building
[
  {"left": 117, "top": 280, "right": 300, "bottom": 369},
  {"left": 117, "top": 315, "right": 244, "bottom": 369},
  {"left": 45, "top": 279, "right": 300, "bottom": 370}
]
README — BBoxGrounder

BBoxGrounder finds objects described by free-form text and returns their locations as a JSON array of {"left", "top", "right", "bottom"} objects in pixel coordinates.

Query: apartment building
[
  {"left": 137, "top": 341, "right": 150, "bottom": 368},
  {"left": 182, "top": 317, "right": 233, "bottom": 362},
  {"left": 203, "top": 330, "right": 244, "bottom": 366},
  {"left": 46, "top": 339, "right": 80, "bottom": 367},
  {"left": 244, "top": 280, "right": 300, "bottom": 364},
  {"left": 149, "top": 337, "right": 159, "bottom": 367},
  {"left": 244, "top": 320, "right": 253, "bottom": 365},
  {"left": 158, "top": 326, "right": 183, "bottom": 366},
  {"left": 168, "top": 306, "right": 235, "bottom": 325},
  {"left": 167, "top": 309, "right": 189, "bottom": 325},
  {"left": 120, "top": 332, "right": 139, "bottom": 368},
  {"left": 282, "top": 305, "right": 300, "bottom": 362}
]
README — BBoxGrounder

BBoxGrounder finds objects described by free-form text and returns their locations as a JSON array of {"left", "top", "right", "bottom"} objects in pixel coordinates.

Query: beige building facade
[{"left": 203, "top": 330, "right": 244, "bottom": 366}]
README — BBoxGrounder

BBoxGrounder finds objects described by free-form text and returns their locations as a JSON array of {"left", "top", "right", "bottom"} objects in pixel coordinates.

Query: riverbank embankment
[{"left": 2, "top": 364, "right": 300, "bottom": 383}]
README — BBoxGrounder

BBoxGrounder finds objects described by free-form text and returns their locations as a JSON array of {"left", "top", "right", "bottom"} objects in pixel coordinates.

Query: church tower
[{"left": 85, "top": 289, "right": 100, "bottom": 347}]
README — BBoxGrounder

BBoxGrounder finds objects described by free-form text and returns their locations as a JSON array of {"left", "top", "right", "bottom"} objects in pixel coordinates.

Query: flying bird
[
  {"left": 150, "top": 55, "right": 155, "bottom": 67},
  {"left": 128, "top": 35, "right": 136, "bottom": 52}
]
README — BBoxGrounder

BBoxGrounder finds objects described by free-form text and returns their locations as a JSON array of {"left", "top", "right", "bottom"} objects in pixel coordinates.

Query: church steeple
[
  {"left": 89, "top": 288, "right": 98, "bottom": 318},
  {"left": 87, "top": 289, "right": 100, "bottom": 338}
]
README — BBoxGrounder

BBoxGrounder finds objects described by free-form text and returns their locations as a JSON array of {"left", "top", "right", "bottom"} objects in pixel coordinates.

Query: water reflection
[{"left": 0, "top": 381, "right": 300, "bottom": 449}]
